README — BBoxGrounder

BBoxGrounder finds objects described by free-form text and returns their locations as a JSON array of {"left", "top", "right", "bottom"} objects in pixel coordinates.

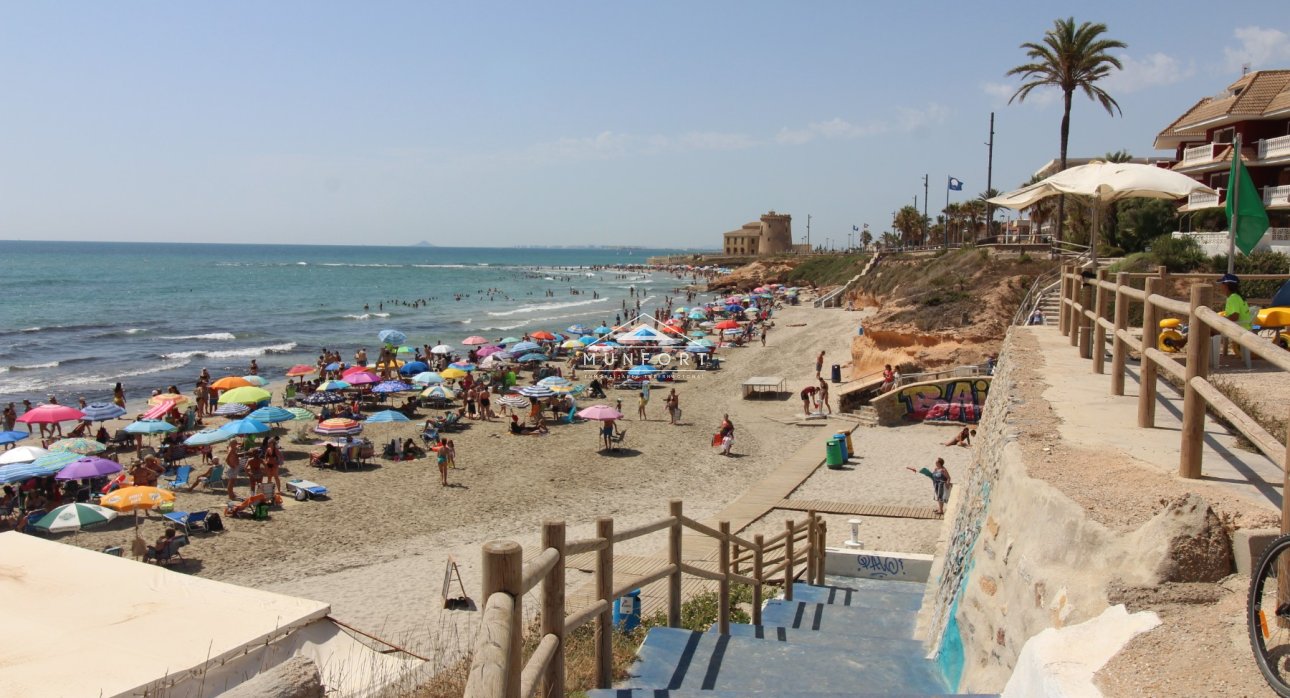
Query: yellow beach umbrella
[
  {"left": 100, "top": 486, "right": 175, "bottom": 513},
  {"left": 218, "top": 386, "right": 271, "bottom": 404},
  {"left": 440, "top": 367, "right": 467, "bottom": 380}
]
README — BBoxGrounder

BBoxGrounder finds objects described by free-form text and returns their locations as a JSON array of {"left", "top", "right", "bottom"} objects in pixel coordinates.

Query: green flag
[{"left": 1226, "top": 147, "right": 1269, "bottom": 255}]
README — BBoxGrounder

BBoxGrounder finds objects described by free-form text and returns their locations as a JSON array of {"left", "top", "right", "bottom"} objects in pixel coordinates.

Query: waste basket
[
  {"left": 825, "top": 439, "right": 845, "bottom": 468},
  {"left": 830, "top": 364, "right": 841, "bottom": 383},
  {"left": 838, "top": 430, "right": 854, "bottom": 455},
  {"left": 833, "top": 432, "right": 850, "bottom": 461},
  {"left": 613, "top": 589, "right": 642, "bottom": 631}
]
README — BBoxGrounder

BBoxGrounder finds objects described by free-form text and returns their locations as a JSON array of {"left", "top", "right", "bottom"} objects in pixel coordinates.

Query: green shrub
[{"left": 1144, "top": 235, "right": 1206, "bottom": 272}]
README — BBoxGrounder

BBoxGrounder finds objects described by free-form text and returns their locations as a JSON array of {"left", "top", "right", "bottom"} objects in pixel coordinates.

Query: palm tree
[
  {"left": 1103, "top": 149, "right": 1133, "bottom": 163},
  {"left": 1007, "top": 17, "right": 1126, "bottom": 245},
  {"left": 892, "top": 206, "right": 924, "bottom": 246}
]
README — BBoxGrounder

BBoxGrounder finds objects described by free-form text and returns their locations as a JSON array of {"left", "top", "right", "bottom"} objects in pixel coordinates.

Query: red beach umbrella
[{"left": 16, "top": 404, "right": 85, "bottom": 424}]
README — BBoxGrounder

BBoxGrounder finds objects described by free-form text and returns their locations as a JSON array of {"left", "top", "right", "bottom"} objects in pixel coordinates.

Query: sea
[{"left": 0, "top": 241, "right": 707, "bottom": 404}]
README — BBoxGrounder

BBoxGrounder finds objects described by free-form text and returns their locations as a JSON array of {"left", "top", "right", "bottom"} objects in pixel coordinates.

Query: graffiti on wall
[{"left": 894, "top": 378, "right": 990, "bottom": 422}]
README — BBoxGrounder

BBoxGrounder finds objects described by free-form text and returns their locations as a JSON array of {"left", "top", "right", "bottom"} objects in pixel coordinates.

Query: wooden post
[
  {"left": 1111, "top": 272, "right": 1129, "bottom": 396},
  {"left": 718, "top": 521, "right": 731, "bottom": 635},
  {"left": 732, "top": 541, "right": 741, "bottom": 576},
  {"left": 541, "top": 521, "right": 566, "bottom": 698},
  {"left": 1180, "top": 283, "right": 1212, "bottom": 479},
  {"left": 817, "top": 520, "right": 828, "bottom": 584},
  {"left": 667, "top": 499, "right": 682, "bottom": 628},
  {"left": 1076, "top": 279, "right": 1092, "bottom": 354},
  {"left": 784, "top": 519, "right": 795, "bottom": 600},
  {"left": 752, "top": 533, "right": 764, "bottom": 626},
  {"left": 595, "top": 517, "right": 613, "bottom": 689},
  {"left": 1092, "top": 269, "right": 1108, "bottom": 373},
  {"left": 482, "top": 540, "right": 523, "bottom": 698},
  {"left": 806, "top": 509, "right": 818, "bottom": 586},
  {"left": 1058, "top": 266, "right": 1070, "bottom": 336},
  {"left": 1138, "top": 277, "right": 1163, "bottom": 428}
]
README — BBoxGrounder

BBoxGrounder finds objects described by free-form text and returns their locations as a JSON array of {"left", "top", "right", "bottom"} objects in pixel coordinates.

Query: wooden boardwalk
[{"left": 774, "top": 498, "right": 940, "bottom": 520}]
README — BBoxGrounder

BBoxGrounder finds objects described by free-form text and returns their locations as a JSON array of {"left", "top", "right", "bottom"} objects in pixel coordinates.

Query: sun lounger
[
  {"left": 163, "top": 510, "right": 212, "bottom": 535},
  {"left": 225, "top": 493, "right": 267, "bottom": 519},
  {"left": 286, "top": 479, "right": 329, "bottom": 501}
]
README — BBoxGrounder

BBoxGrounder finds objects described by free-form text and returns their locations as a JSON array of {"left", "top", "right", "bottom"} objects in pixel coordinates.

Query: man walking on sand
[{"left": 815, "top": 351, "right": 825, "bottom": 377}]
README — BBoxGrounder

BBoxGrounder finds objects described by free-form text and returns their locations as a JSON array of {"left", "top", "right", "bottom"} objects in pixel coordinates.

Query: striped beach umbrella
[
  {"left": 30, "top": 451, "right": 80, "bottom": 473},
  {"left": 248, "top": 406, "right": 295, "bottom": 424},
  {"left": 185, "top": 429, "right": 234, "bottom": 446},
  {"left": 48, "top": 438, "right": 107, "bottom": 456},
  {"left": 124, "top": 420, "right": 176, "bottom": 435},
  {"left": 315, "top": 418, "right": 363, "bottom": 436},
  {"left": 538, "top": 376, "right": 571, "bottom": 388},
  {"left": 510, "top": 341, "right": 541, "bottom": 354},
  {"left": 32, "top": 503, "right": 119, "bottom": 533},
  {"left": 497, "top": 394, "right": 530, "bottom": 409},
  {"left": 241, "top": 375, "right": 269, "bottom": 387},
  {"left": 420, "top": 385, "right": 457, "bottom": 400},
  {"left": 214, "top": 402, "right": 250, "bottom": 417},
  {"left": 366, "top": 410, "right": 411, "bottom": 423},
  {"left": 516, "top": 385, "right": 556, "bottom": 398},
  {"left": 79, "top": 402, "right": 127, "bottom": 422},
  {"left": 317, "top": 380, "right": 352, "bottom": 392},
  {"left": 286, "top": 407, "right": 316, "bottom": 421}
]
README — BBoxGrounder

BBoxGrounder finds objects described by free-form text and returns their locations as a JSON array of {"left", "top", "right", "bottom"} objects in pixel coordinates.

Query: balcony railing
[
  {"left": 1257, "top": 135, "right": 1290, "bottom": 161},
  {"left": 1265, "top": 185, "right": 1290, "bottom": 208},
  {"left": 1182, "top": 142, "right": 1218, "bottom": 165},
  {"left": 1188, "top": 189, "right": 1222, "bottom": 209}
]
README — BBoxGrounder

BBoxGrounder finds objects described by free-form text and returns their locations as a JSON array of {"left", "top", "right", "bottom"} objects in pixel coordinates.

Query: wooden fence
[
  {"left": 463, "top": 500, "right": 824, "bottom": 698},
  {"left": 1056, "top": 264, "right": 1290, "bottom": 528}
]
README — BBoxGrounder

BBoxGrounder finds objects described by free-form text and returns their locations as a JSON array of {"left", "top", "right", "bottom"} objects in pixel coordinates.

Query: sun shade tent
[{"left": 0, "top": 532, "right": 421, "bottom": 697}]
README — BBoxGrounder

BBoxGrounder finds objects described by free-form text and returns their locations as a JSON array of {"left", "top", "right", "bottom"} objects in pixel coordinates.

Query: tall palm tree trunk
[{"left": 1056, "top": 89, "right": 1072, "bottom": 247}]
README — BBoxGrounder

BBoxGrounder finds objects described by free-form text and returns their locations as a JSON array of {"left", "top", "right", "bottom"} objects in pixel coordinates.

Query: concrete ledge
[
  {"left": 824, "top": 547, "right": 934, "bottom": 583},
  {"left": 1233, "top": 528, "right": 1279, "bottom": 577}
]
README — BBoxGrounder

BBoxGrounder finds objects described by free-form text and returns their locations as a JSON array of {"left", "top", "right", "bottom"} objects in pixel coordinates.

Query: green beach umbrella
[
  {"left": 33, "top": 503, "right": 119, "bottom": 533},
  {"left": 218, "top": 386, "right": 272, "bottom": 404},
  {"left": 285, "top": 407, "right": 315, "bottom": 421},
  {"left": 47, "top": 438, "right": 108, "bottom": 455}
]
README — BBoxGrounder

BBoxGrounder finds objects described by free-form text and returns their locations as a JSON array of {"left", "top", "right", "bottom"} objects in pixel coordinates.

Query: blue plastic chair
[
  {"left": 162, "top": 510, "right": 210, "bottom": 535},
  {"left": 164, "top": 465, "right": 193, "bottom": 490}
]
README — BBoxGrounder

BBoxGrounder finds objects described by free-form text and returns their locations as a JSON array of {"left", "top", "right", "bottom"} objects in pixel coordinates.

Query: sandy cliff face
[{"left": 706, "top": 260, "right": 801, "bottom": 291}]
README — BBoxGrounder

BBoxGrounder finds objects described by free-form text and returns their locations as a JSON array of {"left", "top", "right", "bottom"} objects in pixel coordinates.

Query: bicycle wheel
[{"left": 1249, "top": 533, "right": 1290, "bottom": 697}]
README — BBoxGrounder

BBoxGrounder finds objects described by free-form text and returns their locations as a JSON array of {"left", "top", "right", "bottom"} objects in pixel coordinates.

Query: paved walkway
[{"left": 1030, "top": 325, "right": 1283, "bottom": 511}]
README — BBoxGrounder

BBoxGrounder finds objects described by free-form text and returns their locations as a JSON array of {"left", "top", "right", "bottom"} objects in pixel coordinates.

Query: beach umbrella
[
  {"left": 185, "top": 429, "right": 233, "bottom": 446},
  {"left": 753, "top": 286, "right": 767, "bottom": 293},
  {"left": 499, "top": 336, "right": 522, "bottom": 345},
  {"left": 219, "top": 418, "right": 270, "bottom": 435},
  {"left": 341, "top": 365, "right": 370, "bottom": 376},
  {"left": 511, "top": 341, "right": 541, "bottom": 353},
  {"left": 594, "top": 326, "right": 611, "bottom": 335},
  {"left": 214, "top": 402, "right": 250, "bottom": 417},
  {"left": 346, "top": 371, "right": 382, "bottom": 386},
  {"left": 411, "top": 372, "right": 444, "bottom": 385},
  {"left": 399, "top": 361, "right": 429, "bottom": 376},
  {"left": 431, "top": 344, "right": 453, "bottom": 355},
  {"left": 317, "top": 380, "right": 353, "bottom": 392},
  {"left": 0, "top": 463, "right": 46, "bottom": 484},
  {"left": 685, "top": 344, "right": 712, "bottom": 354},
  {"left": 32, "top": 503, "right": 119, "bottom": 533},
  {"left": 48, "top": 438, "right": 107, "bottom": 455},
  {"left": 462, "top": 335, "right": 490, "bottom": 345},
  {"left": 478, "top": 355, "right": 500, "bottom": 369},
  {"left": 248, "top": 406, "right": 295, "bottom": 424},
  {"left": 378, "top": 329, "right": 407, "bottom": 345},
  {"left": 713, "top": 320, "right": 740, "bottom": 330},
  {"left": 148, "top": 393, "right": 189, "bottom": 407},
  {"left": 0, "top": 431, "right": 29, "bottom": 446},
  {"left": 16, "top": 404, "right": 85, "bottom": 425},
  {"left": 315, "top": 418, "right": 363, "bottom": 436},
  {"left": 124, "top": 420, "right": 176, "bottom": 435},
  {"left": 560, "top": 339, "right": 583, "bottom": 349},
  {"left": 285, "top": 407, "right": 315, "bottom": 421},
  {"left": 538, "top": 376, "right": 572, "bottom": 388},
  {"left": 497, "top": 394, "right": 529, "bottom": 409},
  {"left": 30, "top": 451, "right": 80, "bottom": 473},
  {"left": 54, "top": 456, "right": 122, "bottom": 481},
  {"left": 577, "top": 404, "right": 623, "bottom": 421},
  {"left": 567, "top": 324, "right": 590, "bottom": 335},
  {"left": 373, "top": 380, "right": 413, "bottom": 394},
  {"left": 489, "top": 351, "right": 514, "bottom": 362},
  {"left": 301, "top": 392, "right": 345, "bottom": 405},
  {"left": 516, "top": 385, "right": 556, "bottom": 398},
  {"left": 476, "top": 345, "right": 503, "bottom": 357},
  {"left": 79, "top": 402, "right": 126, "bottom": 422},
  {"left": 440, "top": 368, "right": 468, "bottom": 380},
  {"left": 286, "top": 364, "right": 316, "bottom": 377},
  {"left": 0, "top": 446, "right": 48, "bottom": 465},
  {"left": 448, "top": 361, "right": 476, "bottom": 372},
  {"left": 725, "top": 304, "right": 745, "bottom": 313},
  {"left": 219, "top": 386, "right": 271, "bottom": 404},
  {"left": 420, "top": 385, "right": 456, "bottom": 400},
  {"left": 366, "top": 410, "right": 411, "bottom": 423},
  {"left": 241, "top": 375, "right": 269, "bottom": 387},
  {"left": 530, "top": 330, "right": 556, "bottom": 341},
  {"left": 578, "top": 336, "right": 596, "bottom": 345},
  {"left": 210, "top": 376, "right": 252, "bottom": 391},
  {"left": 518, "top": 353, "right": 549, "bottom": 363},
  {"left": 395, "top": 345, "right": 416, "bottom": 355},
  {"left": 627, "top": 365, "right": 656, "bottom": 377},
  {"left": 688, "top": 310, "right": 707, "bottom": 320},
  {"left": 324, "top": 362, "right": 342, "bottom": 372},
  {"left": 100, "top": 486, "right": 174, "bottom": 513},
  {"left": 691, "top": 338, "right": 715, "bottom": 347}
]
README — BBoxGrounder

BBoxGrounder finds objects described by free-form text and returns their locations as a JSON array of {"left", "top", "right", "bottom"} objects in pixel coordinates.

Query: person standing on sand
[
  {"left": 815, "top": 351, "right": 825, "bottom": 377},
  {"left": 907, "top": 458, "right": 951, "bottom": 515},
  {"left": 761, "top": 324, "right": 768, "bottom": 347},
  {"left": 665, "top": 388, "right": 680, "bottom": 425},
  {"left": 638, "top": 381, "right": 650, "bottom": 420},
  {"left": 435, "top": 442, "right": 449, "bottom": 486},
  {"left": 817, "top": 378, "right": 831, "bottom": 415},
  {"left": 224, "top": 442, "right": 241, "bottom": 500},
  {"left": 113, "top": 383, "right": 126, "bottom": 410},
  {"left": 717, "top": 414, "right": 734, "bottom": 456}
]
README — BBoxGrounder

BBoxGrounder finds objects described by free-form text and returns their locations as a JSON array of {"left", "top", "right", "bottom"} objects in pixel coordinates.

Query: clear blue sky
[{"left": 2, "top": 2, "right": 1287, "bottom": 247}]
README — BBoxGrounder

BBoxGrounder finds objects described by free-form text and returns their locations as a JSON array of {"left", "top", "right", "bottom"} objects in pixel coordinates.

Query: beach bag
[
  {"left": 711, "top": 433, "right": 722, "bottom": 447},
  {"left": 206, "top": 513, "right": 225, "bottom": 532}
]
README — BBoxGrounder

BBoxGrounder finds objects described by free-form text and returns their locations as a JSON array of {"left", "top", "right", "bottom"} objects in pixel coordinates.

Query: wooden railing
[
  {"left": 1054, "top": 264, "right": 1290, "bottom": 526},
  {"left": 463, "top": 500, "right": 825, "bottom": 698}
]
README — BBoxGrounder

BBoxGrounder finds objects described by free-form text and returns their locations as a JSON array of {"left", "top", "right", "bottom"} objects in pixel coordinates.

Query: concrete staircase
[
  {"left": 1033, "top": 290, "right": 1059, "bottom": 327},
  {"left": 852, "top": 405, "right": 880, "bottom": 427},
  {"left": 588, "top": 576, "right": 994, "bottom": 698}
]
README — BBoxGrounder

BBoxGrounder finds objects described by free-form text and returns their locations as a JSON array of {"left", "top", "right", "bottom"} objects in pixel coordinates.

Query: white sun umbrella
[
  {"left": 0, "top": 446, "right": 48, "bottom": 465},
  {"left": 430, "top": 344, "right": 453, "bottom": 355},
  {"left": 988, "top": 161, "right": 1216, "bottom": 267}
]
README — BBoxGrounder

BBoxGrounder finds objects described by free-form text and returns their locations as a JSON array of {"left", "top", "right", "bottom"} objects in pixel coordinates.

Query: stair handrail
[
  {"left": 463, "top": 499, "right": 824, "bottom": 698},
  {"left": 1011, "top": 268, "right": 1061, "bottom": 327}
]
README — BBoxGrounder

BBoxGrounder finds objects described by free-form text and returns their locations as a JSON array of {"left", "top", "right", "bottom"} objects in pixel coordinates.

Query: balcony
[
  {"left": 1257, "top": 134, "right": 1290, "bottom": 161},
  {"left": 1266, "top": 185, "right": 1290, "bottom": 208},
  {"left": 1181, "top": 142, "right": 1218, "bottom": 165},
  {"left": 1187, "top": 189, "right": 1221, "bottom": 209}
]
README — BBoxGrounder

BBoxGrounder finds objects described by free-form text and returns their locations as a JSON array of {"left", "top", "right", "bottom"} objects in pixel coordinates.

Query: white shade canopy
[{"left": 988, "top": 161, "right": 1216, "bottom": 209}]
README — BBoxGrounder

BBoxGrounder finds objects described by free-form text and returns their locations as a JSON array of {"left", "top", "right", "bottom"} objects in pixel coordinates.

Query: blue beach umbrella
[
  {"left": 411, "top": 372, "right": 444, "bottom": 385},
  {"left": 324, "top": 362, "right": 342, "bottom": 372},
  {"left": 399, "top": 361, "right": 429, "bottom": 376},
  {"left": 301, "top": 392, "right": 345, "bottom": 405},
  {"left": 219, "top": 418, "right": 270, "bottom": 435},
  {"left": 448, "top": 361, "right": 476, "bottom": 372},
  {"left": 79, "top": 402, "right": 127, "bottom": 422},
  {"left": 577, "top": 335, "right": 596, "bottom": 345},
  {"left": 318, "top": 380, "right": 352, "bottom": 391},
  {"left": 124, "top": 420, "right": 176, "bottom": 435},
  {"left": 628, "top": 365, "right": 657, "bottom": 377},
  {"left": 372, "top": 380, "right": 413, "bottom": 394},
  {"left": 567, "top": 324, "right": 589, "bottom": 335},
  {"left": 499, "top": 336, "right": 522, "bottom": 345},
  {"left": 31, "top": 451, "right": 79, "bottom": 471},
  {"left": 684, "top": 344, "right": 712, "bottom": 353},
  {"left": 0, "top": 431, "right": 29, "bottom": 446},
  {"left": 688, "top": 310, "right": 707, "bottom": 320},
  {"left": 510, "top": 341, "right": 541, "bottom": 354},
  {"left": 518, "top": 353, "right": 549, "bottom": 363},
  {"left": 538, "top": 376, "right": 571, "bottom": 388},
  {"left": 366, "top": 410, "right": 411, "bottom": 423},
  {"left": 725, "top": 304, "right": 744, "bottom": 313},
  {"left": 185, "top": 429, "right": 233, "bottom": 446},
  {"left": 248, "top": 406, "right": 295, "bottom": 424},
  {"left": 378, "top": 329, "right": 407, "bottom": 345},
  {"left": 594, "top": 326, "right": 612, "bottom": 335}
]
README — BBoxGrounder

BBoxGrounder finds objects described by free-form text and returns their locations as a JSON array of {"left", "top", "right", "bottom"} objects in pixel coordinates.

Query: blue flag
[
  {"left": 852, "top": 225, "right": 859, "bottom": 232},
  {"left": 948, "top": 177, "right": 963, "bottom": 191}
]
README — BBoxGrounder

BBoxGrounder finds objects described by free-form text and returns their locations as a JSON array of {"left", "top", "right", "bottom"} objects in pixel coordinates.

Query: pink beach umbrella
[
  {"left": 462, "top": 336, "right": 490, "bottom": 345},
  {"left": 345, "top": 371, "right": 382, "bottom": 386},
  {"left": 577, "top": 404, "right": 624, "bottom": 421},
  {"left": 476, "top": 345, "right": 503, "bottom": 357},
  {"left": 16, "top": 404, "right": 85, "bottom": 426}
]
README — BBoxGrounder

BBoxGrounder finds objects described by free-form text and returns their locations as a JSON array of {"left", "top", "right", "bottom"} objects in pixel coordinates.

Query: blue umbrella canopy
[
  {"left": 185, "top": 429, "right": 234, "bottom": 446},
  {"left": 684, "top": 344, "right": 712, "bottom": 353},
  {"left": 318, "top": 379, "right": 352, "bottom": 391},
  {"left": 301, "top": 392, "right": 345, "bottom": 405},
  {"left": 448, "top": 362, "right": 476, "bottom": 372},
  {"left": 725, "top": 304, "right": 744, "bottom": 312},
  {"left": 124, "top": 420, "right": 176, "bottom": 434},
  {"left": 79, "top": 402, "right": 126, "bottom": 422},
  {"left": 510, "top": 341, "right": 541, "bottom": 354},
  {"left": 0, "top": 431, "right": 29, "bottom": 446},
  {"left": 248, "top": 406, "right": 295, "bottom": 423},
  {"left": 518, "top": 353, "right": 549, "bottom": 363},
  {"left": 411, "top": 371, "right": 444, "bottom": 385},
  {"left": 378, "top": 329, "right": 407, "bottom": 345},
  {"left": 218, "top": 418, "right": 270, "bottom": 435},
  {"left": 516, "top": 385, "right": 555, "bottom": 398},
  {"left": 567, "top": 324, "right": 590, "bottom": 335},
  {"left": 594, "top": 325, "right": 612, "bottom": 335},
  {"left": 499, "top": 336, "right": 522, "bottom": 345},
  {"left": 688, "top": 310, "right": 707, "bottom": 320},
  {"left": 372, "top": 380, "right": 413, "bottom": 394},
  {"left": 628, "top": 365, "right": 657, "bottom": 377},
  {"left": 398, "top": 361, "right": 429, "bottom": 376},
  {"left": 538, "top": 376, "right": 571, "bottom": 387},
  {"left": 366, "top": 410, "right": 411, "bottom": 423},
  {"left": 324, "top": 362, "right": 342, "bottom": 372},
  {"left": 577, "top": 335, "right": 596, "bottom": 345}
]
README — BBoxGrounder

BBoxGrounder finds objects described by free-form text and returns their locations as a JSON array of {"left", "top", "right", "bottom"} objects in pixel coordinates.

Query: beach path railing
[
  {"left": 1056, "top": 265, "right": 1290, "bottom": 531},
  {"left": 463, "top": 499, "right": 823, "bottom": 698}
]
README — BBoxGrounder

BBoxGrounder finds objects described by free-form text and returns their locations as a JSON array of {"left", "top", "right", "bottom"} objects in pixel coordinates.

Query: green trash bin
[{"left": 825, "top": 438, "right": 845, "bottom": 468}]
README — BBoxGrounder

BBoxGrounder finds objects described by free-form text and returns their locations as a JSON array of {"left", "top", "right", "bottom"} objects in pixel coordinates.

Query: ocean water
[{"left": 0, "top": 241, "right": 699, "bottom": 403}]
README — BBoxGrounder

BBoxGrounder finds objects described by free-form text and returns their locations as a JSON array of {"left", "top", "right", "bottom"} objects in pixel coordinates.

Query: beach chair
[
  {"left": 109, "top": 430, "right": 133, "bottom": 448},
  {"left": 609, "top": 428, "right": 627, "bottom": 450},
  {"left": 162, "top": 510, "right": 211, "bottom": 535},
  {"left": 286, "top": 479, "right": 329, "bottom": 501},
  {"left": 164, "top": 465, "right": 193, "bottom": 490},
  {"left": 154, "top": 534, "right": 189, "bottom": 567},
  {"left": 198, "top": 465, "right": 226, "bottom": 492}
]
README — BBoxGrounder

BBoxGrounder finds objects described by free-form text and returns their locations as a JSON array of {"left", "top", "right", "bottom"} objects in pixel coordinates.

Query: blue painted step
[
  {"left": 759, "top": 600, "right": 918, "bottom": 639},
  {"left": 621, "top": 627, "right": 948, "bottom": 694},
  {"left": 788, "top": 582, "right": 925, "bottom": 612},
  {"left": 588, "top": 690, "right": 998, "bottom": 697},
  {"left": 710, "top": 622, "right": 927, "bottom": 652}
]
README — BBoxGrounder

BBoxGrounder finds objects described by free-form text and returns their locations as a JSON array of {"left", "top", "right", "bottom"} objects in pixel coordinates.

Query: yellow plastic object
[
  {"left": 1158, "top": 328, "right": 1185, "bottom": 352},
  {"left": 1256, "top": 307, "right": 1290, "bottom": 327},
  {"left": 1158, "top": 317, "right": 1182, "bottom": 329}
]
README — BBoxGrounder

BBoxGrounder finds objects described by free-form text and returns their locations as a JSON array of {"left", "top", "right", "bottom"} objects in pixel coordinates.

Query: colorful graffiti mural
[{"left": 893, "top": 377, "right": 990, "bottom": 422}]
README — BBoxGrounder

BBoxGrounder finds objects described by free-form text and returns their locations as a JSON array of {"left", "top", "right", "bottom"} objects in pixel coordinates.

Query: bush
[
  {"left": 1144, "top": 235, "right": 1207, "bottom": 272},
  {"left": 1206, "top": 250, "right": 1290, "bottom": 300}
]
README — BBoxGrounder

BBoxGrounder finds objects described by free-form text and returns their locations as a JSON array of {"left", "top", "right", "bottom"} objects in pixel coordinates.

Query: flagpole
[
  {"left": 945, "top": 176, "right": 951, "bottom": 250},
  {"left": 1228, "top": 134, "right": 1240, "bottom": 275}
]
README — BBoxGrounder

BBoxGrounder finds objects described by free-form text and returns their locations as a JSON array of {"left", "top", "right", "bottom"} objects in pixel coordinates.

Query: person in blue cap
[{"left": 1217, "top": 273, "right": 1252, "bottom": 358}]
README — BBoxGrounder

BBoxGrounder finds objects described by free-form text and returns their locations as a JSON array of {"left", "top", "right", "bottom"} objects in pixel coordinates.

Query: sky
[{"left": 2, "top": 2, "right": 1288, "bottom": 248}]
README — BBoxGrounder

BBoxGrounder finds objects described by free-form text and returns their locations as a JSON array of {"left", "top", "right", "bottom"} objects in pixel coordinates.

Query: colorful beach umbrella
[
  {"left": 577, "top": 405, "right": 623, "bottom": 421},
  {"left": 462, "top": 335, "right": 489, "bottom": 345},
  {"left": 16, "top": 404, "right": 85, "bottom": 425},
  {"left": 560, "top": 339, "right": 582, "bottom": 349},
  {"left": 218, "top": 418, "right": 270, "bottom": 435},
  {"left": 30, "top": 451, "right": 80, "bottom": 472},
  {"left": 286, "top": 364, "right": 317, "bottom": 377},
  {"left": 78, "top": 402, "right": 126, "bottom": 422},
  {"left": 0, "top": 446, "right": 48, "bottom": 465},
  {"left": 285, "top": 407, "right": 315, "bottom": 421},
  {"left": 372, "top": 380, "right": 413, "bottom": 394},
  {"left": 248, "top": 406, "right": 295, "bottom": 423},
  {"left": 54, "top": 456, "right": 122, "bottom": 481},
  {"left": 0, "top": 431, "right": 29, "bottom": 446},
  {"left": 516, "top": 385, "right": 556, "bottom": 398},
  {"left": 420, "top": 385, "right": 456, "bottom": 400},
  {"left": 241, "top": 375, "right": 269, "bottom": 387},
  {"left": 210, "top": 376, "right": 252, "bottom": 391},
  {"left": 411, "top": 372, "right": 444, "bottom": 385},
  {"left": 315, "top": 418, "right": 363, "bottom": 436},
  {"left": 99, "top": 486, "right": 174, "bottom": 513},
  {"left": 47, "top": 438, "right": 107, "bottom": 455},
  {"left": 301, "top": 392, "right": 345, "bottom": 405},
  {"left": 538, "top": 376, "right": 571, "bottom": 388},
  {"left": 147, "top": 393, "right": 189, "bottom": 407},
  {"left": 366, "top": 410, "right": 411, "bottom": 423},
  {"left": 124, "top": 420, "right": 176, "bottom": 435},
  {"left": 448, "top": 361, "right": 476, "bottom": 372},
  {"left": 32, "top": 503, "right": 119, "bottom": 533},
  {"left": 218, "top": 386, "right": 271, "bottom": 404},
  {"left": 567, "top": 324, "right": 590, "bottom": 335},
  {"left": 185, "top": 429, "right": 233, "bottom": 446},
  {"left": 378, "top": 329, "right": 407, "bottom": 345},
  {"left": 214, "top": 402, "right": 250, "bottom": 417},
  {"left": 317, "top": 380, "right": 353, "bottom": 392}
]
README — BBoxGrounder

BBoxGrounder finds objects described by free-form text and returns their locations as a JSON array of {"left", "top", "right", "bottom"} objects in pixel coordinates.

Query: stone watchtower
[{"left": 758, "top": 211, "right": 793, "bottom": 254}]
